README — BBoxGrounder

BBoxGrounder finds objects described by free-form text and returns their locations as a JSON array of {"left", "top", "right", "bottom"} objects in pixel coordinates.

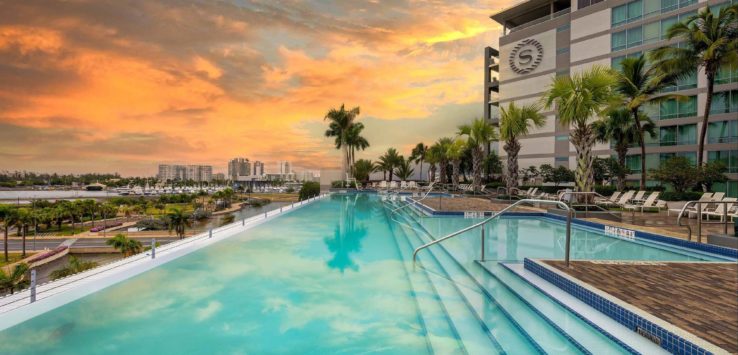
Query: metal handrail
[
  {"left": 676, "top": 200, "right": 735, "bottom": 242},
  {"left": 555, "top": 191, "right": 624, "bottom": 219},
  {"left": 389, "top": 182, "right": 436, "bottom": 213},
  {"left": 412, "top": 199, "right": 574, "bottom": 266}
]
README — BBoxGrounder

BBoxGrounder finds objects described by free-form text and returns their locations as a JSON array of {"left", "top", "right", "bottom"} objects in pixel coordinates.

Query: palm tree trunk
[
  {"left": 341, "top": 144, "right": 348, "bottom": 177},
  {"left": 616, "top": 143, "right": 628, "bottom": 192},
  {"left": 439, "top": 160, "right": 448, "bottom": 184},
  {"left": 698, "top": 70, "right": 715, "bottom": 168},
  {"left": 429, "top": 165, "right": 436, "bottom": 182},
  {"left": 21, "top": 226, "right": 26, "bottom": 257},
  {"left": 452, "top": 161, "right": 460, "bottom": 187},
  {"left": 632, "top": 108, "right": 646, "bottom": 190},
  {"left": 504, "top": 139, "right": 521, "bottom": 193},
  {"left": 571, "top": 126, "right": 596, "bottom": 195},
  {"left": 472, "top": 148, "right": 483, "bottom": 192},
  {"left": 3, "top": 226, "right": 8, "bottom": 262}
]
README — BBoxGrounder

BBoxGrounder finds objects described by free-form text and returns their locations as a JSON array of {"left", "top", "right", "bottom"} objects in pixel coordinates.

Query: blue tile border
[
  {"left": 495, "top": 262, "right": 640, "bottom": 355},
  {"left": 524, "top": 258, "right": 717, "bottom": 355}
]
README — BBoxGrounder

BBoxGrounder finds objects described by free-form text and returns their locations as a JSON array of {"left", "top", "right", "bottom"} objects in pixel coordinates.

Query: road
[{"left": 2, "top": 237, "right": 180, "bottom": 251}]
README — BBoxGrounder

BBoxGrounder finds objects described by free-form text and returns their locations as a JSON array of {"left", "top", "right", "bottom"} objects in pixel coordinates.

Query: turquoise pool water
[{"left": 0, "top": 194, "right": 724, "bottom": 354}]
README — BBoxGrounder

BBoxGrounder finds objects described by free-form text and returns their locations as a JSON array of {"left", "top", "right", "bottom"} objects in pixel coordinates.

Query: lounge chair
[
  {"left": 400, "top": 181, "right": 408, "bottom": 190},
  {"left": 389, "top": 181, "right": 398, "bottom": 189},
  {"left": 379, "top": 181, "right": 388, "bottom": 189},
  {"left": 701, "top": 197, "right": 736, "bottom": 221},
  {"left": 595, "top": 191, "right": 621, "bottom": 205},
  {"left": 518, "top": 188, "right": 533, "bottom": 197},
  {"left": 624, "top": 192, "right": 660, "bottom": 214},
  {"left": 407, "top": 181, "right": 418, "bottom": 190},
  {"left": 711, "top": 192, "right": 725, "bottom": 201},
  {"left": 630, "top": 191, "right": 647, "bottom": 204},
  {"left": 667, "top": 192, "right": 712, "bottom": 217},
  {"left": 613, "top": 190, "right": 635, "bottom": 208}
]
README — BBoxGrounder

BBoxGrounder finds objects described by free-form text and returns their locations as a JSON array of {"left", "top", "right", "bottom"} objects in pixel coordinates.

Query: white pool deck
[{"left": 0, "top": 194, "right": 329, "bottom": 331}]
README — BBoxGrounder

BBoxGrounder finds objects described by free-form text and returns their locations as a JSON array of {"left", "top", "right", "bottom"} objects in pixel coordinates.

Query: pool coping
[
  {"left": 523, "top": 258, "right": 730, "bottom": 355},
  {"left": 0, "top": 193, "right": 330, "bottom": 331}
]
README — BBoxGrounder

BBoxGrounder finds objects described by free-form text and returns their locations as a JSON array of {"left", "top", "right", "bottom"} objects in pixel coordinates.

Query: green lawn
[{"left": 0, "top": 253, "right": 26, "bottom": 267}]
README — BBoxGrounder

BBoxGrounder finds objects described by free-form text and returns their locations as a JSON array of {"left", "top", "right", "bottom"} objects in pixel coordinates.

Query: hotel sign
[{"left": 509, "top": 39, "right": 543, "bottom": 74}]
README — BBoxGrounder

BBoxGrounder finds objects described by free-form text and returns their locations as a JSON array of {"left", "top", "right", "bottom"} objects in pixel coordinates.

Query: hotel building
[
  {"left": 487, "top": 0, "right": 737, "bottom": 195},
  {"left": 228, "top": 157, "right": 251, "bottom": 181},
  {"left": 157, "top": 164, "right": 213, "bottom": 182}
]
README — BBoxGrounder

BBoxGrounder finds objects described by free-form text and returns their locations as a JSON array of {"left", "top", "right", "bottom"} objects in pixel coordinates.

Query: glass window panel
[
  {"left": 643, "top": 21, "right": 660, "bottom": 43},
  {"left": 627, "top": 26, "right": 643, "bottom": 47},
  {"left": 716, "top": 64, "right": 732, "bottom": 84},
  {"left": 731, "top": 90, "right": 738, "bottom": 112},
  {"left": 660, "top": 153, "right": 676, "bottom": 163},
  {"left": 661, "top": 16, "right": 677, "bottom": 38},
  {"left": 661, "top": 0, "right": 678, "bottom": 12},
  {"left": 660, "top": 99, "right": 677, "bottom": 119},
  {"left": 611, "top": 56, "right": 625, "bottom": 69},
  {"left": 710, "top": 91, "right": 730, "bottom": 114},
  {"left": 612, "top": 31, "right": 627, "bottom": 51},
  {"left": 644, "top": 0, "right": 661, "bottom": 16},
  {"left": 628, "top": 0, "right": 643, "bottom": 20},
  {"left": 645, "top": 154, "right": 660, "bottom": 170},
  {"left": 660, "top": 126, "right": 677, "bottom": 145},
  {"left": 677, "top": 96, "right": 697, "bottom": 117},
  {"left": 677, "top": 152, "right": 696, "bottom": 164},
  {"left": 679, "top": 0, "right": 696, "bottom": 7},
  {"left": 678, "top": 124, "right": 696, "bottom": 145},
  {"left": 679, "top": 10, "right": 697, "bottom": 20},
  {"left": 626, "top": 155, "right": 642, "bottom": 172},
  {"left": 612, "top": 5, "right": 628, "bottom": 26},
  {"left": 677, "top": 70, "right": 697, "bottom": 89}
]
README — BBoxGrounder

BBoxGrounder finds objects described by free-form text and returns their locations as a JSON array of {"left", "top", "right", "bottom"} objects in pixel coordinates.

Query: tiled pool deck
[{"left": 540, "top": 260, "right": 738, "bottom": 354}]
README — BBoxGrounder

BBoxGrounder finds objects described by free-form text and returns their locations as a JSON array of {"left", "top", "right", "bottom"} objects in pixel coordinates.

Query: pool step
[
  {"left": 404, "top": 229, "right": 508, "bottom": 355},
  {"left": 478, "top": 262, "right": 631, "bottom": 354},
  {"left": 396, "top": 208, "right": 593, "bottom": 354},
  {"left": 382, "top": 204, "right": 466, "bottom": 354}
]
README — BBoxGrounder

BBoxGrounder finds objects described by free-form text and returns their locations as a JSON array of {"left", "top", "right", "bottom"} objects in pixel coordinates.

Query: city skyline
[{"left": 0, "top": 0, "right": 513, "bottom": 175}]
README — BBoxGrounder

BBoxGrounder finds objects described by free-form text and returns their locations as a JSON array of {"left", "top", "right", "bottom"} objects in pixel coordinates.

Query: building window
[
  {"left": 611, "top": 51, "right": 642, "bottom": 68},
  {"left": 626, "top": 154, "right": 642, "bottom": 172},
  {"left": 658, "top": 96, "right": 696, "bottom": 119},
  {"left": 612, "top": 28, "right": 643, "bottom": 51},
  {"left": 660, "top": 152, "right": 697, "bottom": 164},
  {"left": 710, "top": 90, "right": 738, "bottom": 115},
  {"left": 712, "top": 181, "right": 738, "bottom": 198},
  {"left": 659, "top": 124, "right": 696, "bottom": 146},
  {"left": 708, "top": 120, "right": 738, "bottom": 144},
  {"left": 708, "top": 150, "right": 738, "bottom": 173},
  {"left": 612, "top": 0, "right": 698, "bottom": 28},
  {"left": 555, "top": 135, "right": 569, "bottom": 141},
  {"left": 716, "top": 63, "right": 738, "bottom": 84}
]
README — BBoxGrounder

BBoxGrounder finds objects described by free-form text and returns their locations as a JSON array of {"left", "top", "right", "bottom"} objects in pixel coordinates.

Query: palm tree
[
  {"left": 394, "top": 157, "right": 415, "bottom": 181},
  {"left": 0, "top": 206, "right": 17, "bottom": 262},
  {"left": 106, "top": 234, "right": 143, "bottom": 257},
  {"left": 593, "top": 109, "right": 655, "bottom": 191},
  {"left": 14, "top": 208, "right": 31, "bottom": 257},
  {"left": 165, "top": 208, "right": 191, "bottom": 239},
  {"left": 324, "top": 104, "right": 361, "bottom": 176},
  {"left": 352, "top": 159, "right": 375, "bottom": 185},
  {"left": 543, "top": 66, "right": 618, "bottom": 193},
  {"left": 458, "top": 119, "right": 498, "bottom": 192},
  {"left": 650, "top": 5, "right": 738, "bottom": 166},
  {"left": 446, "top": 138, "right": 467, "bottom": 188},
  {"left": 499, "top": 102, "right": 545, "bottom": 193},
  {"left": 435, "top": 137, "right": 454, "bottom": 184},
  {"left": 345, "top": 122, "right": 370, "bottom": 168},
  {"left": 410, "top": 143, "right": 428, "bottom": 182},
  {"left": 0, "top": 263, "right": 29, "bottom": 295},
  {"left": 425, "top": 144, "right": 441, "bottom": 182},
  {"left": 615, "top": 55, "right": 679, "bottom": 189},
  {"left": 50, "top": 256, "right": 98, "bottom": 280},
  {"left": 381, "top": 148, "right": 402, "bottom": 182}
]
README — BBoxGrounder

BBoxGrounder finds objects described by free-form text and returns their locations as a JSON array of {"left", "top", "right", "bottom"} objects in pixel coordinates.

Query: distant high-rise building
[
  {"left": 278, "top": 161, "right": 291, "bottom": 175},
  {"left": 158, "top": 164, "right": 212, "bottom": 182},
  {"left": 252, "top": 161, "right": 264, "bottom": 176},
  {"left": 228, "top": 158, "right": 251, "bottom": 180}
]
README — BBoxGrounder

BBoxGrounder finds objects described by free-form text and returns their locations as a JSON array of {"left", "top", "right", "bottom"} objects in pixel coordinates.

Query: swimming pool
[{"left": 0, "top": 193, "right": 727, "bottom": 354}]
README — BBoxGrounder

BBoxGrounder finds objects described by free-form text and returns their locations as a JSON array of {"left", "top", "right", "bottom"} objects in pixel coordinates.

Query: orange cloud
[{"left": 0, "top": 0, "right": 512, "bottom": 175}]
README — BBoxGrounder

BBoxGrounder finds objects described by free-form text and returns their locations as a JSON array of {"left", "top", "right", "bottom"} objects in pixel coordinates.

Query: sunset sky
[{"left": 0, "top": 0, "right": 508, "bottom": 176}]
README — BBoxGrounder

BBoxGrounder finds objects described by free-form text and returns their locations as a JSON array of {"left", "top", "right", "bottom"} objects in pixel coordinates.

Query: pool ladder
[{"left": 412, "top": 199, "right": 574, "bottom": 266}]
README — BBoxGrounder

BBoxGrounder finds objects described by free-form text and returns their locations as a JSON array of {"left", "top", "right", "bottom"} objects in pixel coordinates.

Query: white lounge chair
[
  {"left": 624, "top": 192, "right": 660, "bottom": 214},
  {"left": 711, "top": 192, "right": 725, "bottom": 201},
  {"left": 667, "top": 192, "right": 712, "bottom": 217},
  {"left": 379, "top": 181, "right": 388, "bottom": 189},
  {"left": 630, "top": 191, "right": 647, "bottom": 204},
  {"left": 614, "top": 190, "right": 635, "bottom": 208},
  {"left": 389, "top": 181, "right": 399, "bottom": 189},
  {"left": 407, "top": 181, "right": 418, "bottom": 190},
  {"left": 701, "top": 197, "right": 736, "bottom": 221},
  {"left": 400, "top": 181, "right": 408, "bottom": 190},
  {"left": 596, "top": 191, "right": 621, "bottom": 205}
]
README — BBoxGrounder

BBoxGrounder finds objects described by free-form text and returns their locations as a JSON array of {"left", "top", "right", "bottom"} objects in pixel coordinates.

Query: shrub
[
  {"left": 594, "top": 185, "right": 617, "bottom": 197},
  {"left": 286, "top": 187, "right": 295, "bottom": 193},
  {"left": 134, "top": 218, "right": 168, "bottom": 230},
  {"left": 649, "top": 157, "right": 699, "bottom": 193},
  {"left": 299, "top": 181, "right": 320, "bottom": 201},
  {"left": 660, "top": 191, "right": 702, "bottom": 201}
]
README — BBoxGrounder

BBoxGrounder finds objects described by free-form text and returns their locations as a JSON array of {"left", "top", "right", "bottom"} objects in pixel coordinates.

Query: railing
[
  {"left": 556, "top": 191, "right": 623, "bottom": 219},
  {"left": 676, "top": 200, "right": 735, "bottom": 242},
  {"left": 0, "top": 194, "right": 330, "bottom": 314},
  {"left": 412, "top": 199, "right": 574, "bottom": 266},
  {"left": 389, "top": 182, "right": 436, "bottom": 213},
  {"left": 509, "top": 8, "right": 571, "bottom": 33}
]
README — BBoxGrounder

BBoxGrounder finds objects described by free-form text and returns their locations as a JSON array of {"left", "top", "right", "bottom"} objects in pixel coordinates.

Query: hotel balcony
[{"left": 491, "top": 0, "right": 571, "bottom": 35}]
